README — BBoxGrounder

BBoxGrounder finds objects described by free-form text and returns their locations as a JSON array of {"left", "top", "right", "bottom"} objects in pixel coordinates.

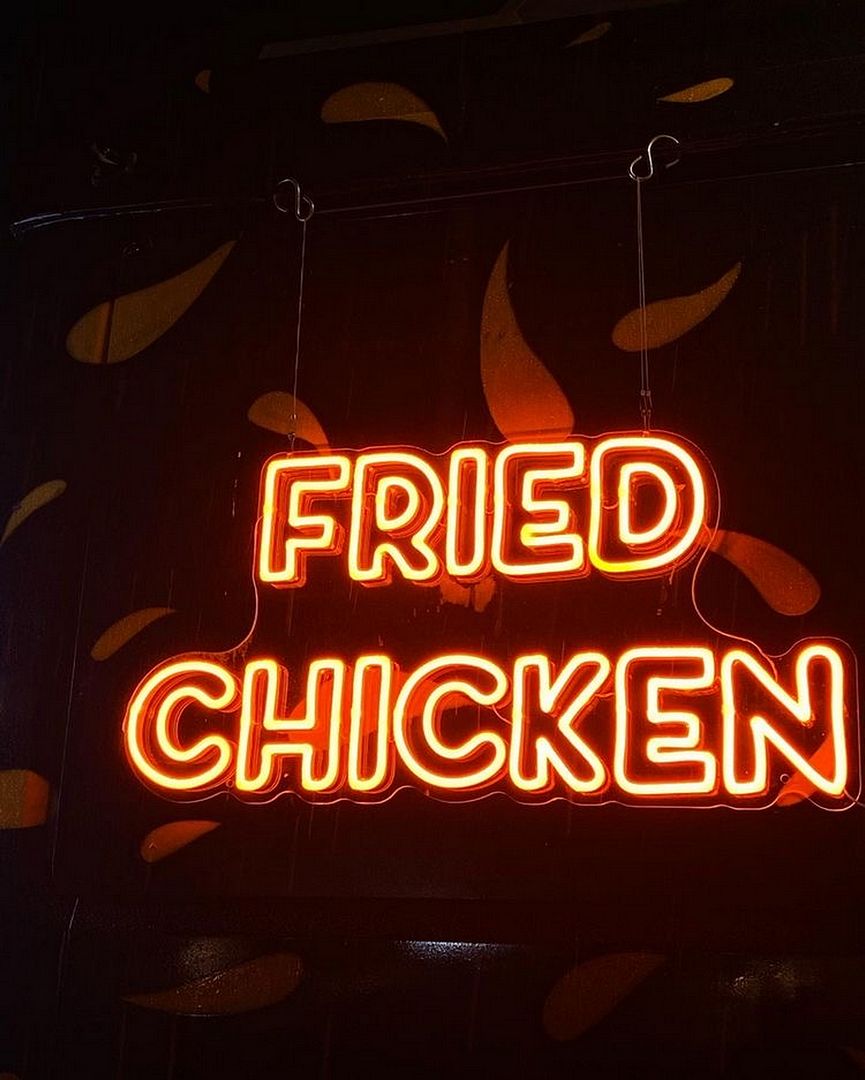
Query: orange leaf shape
[
  {"left": 1, "top": 480, "right": 66, "bottom": 546},
  {"left": 125, "top": 952, "right": 302, "bottom": 1015},
  {"left": 659, "top": 77, "right": 733, "bottom": 104},
  {"left": 542, "top": 952, "right": 664, "bottom": 1041},
  {"left": 247, "top": 392, "right": 330, "bottom": 449},
  {"left": 91, "top": 607, "right": 174, "bottom": 661},
  {"left": 66, "top": 240, "right": 235, "bottom": 363},
  {"left": 194, "top": 69, "right": 211, "bottom": 93},
  {"left": 567, "top": 21, "right": 611, "bottom": 46},
  {"left": 472, "top": 575, "right": 496, "bottom": 612},
  {"left": 481, "top": 242, "right": 574, "bottom": 441},
  {"left": 612, "top": 262, "right": 741, "bottom": 351},
  {"left": 141, "top": 820, "right": 220, "bottom": 862},
  {"left": 709, "top": 529, "right": 820, "bottom": 616},
  {"left": 776, "top": 735, "right": 841, "bottom": 807},
  {"left": 322, "top": 82, "right": 446, "bottom": 140},
  {"left": 0, "top": 770, "right": 50, "bottom": 829},
  {"left": 440, "top": 575, "right": 471, "bottom": 608}
]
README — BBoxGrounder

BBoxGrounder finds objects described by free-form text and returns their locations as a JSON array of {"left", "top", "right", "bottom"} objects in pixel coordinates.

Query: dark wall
[{"left": 3, "top": 3, "right": 865, "bottom": 1077}]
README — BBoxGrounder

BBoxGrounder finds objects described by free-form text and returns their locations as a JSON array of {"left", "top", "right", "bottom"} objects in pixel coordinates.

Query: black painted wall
[{"left": 3, "top": 3, "right": 865, "bottom": 1076}]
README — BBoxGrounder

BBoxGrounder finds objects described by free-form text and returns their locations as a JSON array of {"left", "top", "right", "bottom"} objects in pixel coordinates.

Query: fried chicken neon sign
[{"left": 123, "top": 433, "right": 858, "bottom": 808}]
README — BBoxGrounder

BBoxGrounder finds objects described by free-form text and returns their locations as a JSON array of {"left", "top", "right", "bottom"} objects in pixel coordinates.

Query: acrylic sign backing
[{"left": 122, "top": 434, "right": 858, "bottom": 809}]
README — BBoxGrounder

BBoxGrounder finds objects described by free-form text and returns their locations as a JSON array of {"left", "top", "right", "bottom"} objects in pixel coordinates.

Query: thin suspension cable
[
  {"left": 272, "top": 178, "right": 314, "bottom": 648},
  {"left": 273, "top": 177, "right": 315, "bottom": 449},
  {"left": 628, "top": 134, "right": 679, "bottom": 431},
  {"left": 635, "top": 175, "right": 652, "bottom": 431},
  {"left": 290, "top": 216, "right": 308, "bottom": 451}
]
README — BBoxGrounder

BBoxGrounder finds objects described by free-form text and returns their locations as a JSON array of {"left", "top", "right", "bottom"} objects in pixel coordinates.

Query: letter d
[{"left": 588, "top": 434, "right": 709, "bottom": 577}]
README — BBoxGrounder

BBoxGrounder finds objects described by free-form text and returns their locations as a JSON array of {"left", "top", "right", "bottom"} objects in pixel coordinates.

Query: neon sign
[
  {"left": 123, "top": 433, "right": 859, "bottom": 808},
  {"left": 257, "top": 436, "right": 708, "bottom": 586}
]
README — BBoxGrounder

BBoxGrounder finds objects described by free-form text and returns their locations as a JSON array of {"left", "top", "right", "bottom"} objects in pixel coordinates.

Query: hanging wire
[
  {"left": 273, "top": 178, "right": 315, "bottom": 448},
  {"left": 628, "top": 134, "right": 680, "bottom": 431},
  {"left": 635, "top": 176, "right": 651, "bottom": 430},
  {"left": 290, "top": 219, "right": 308, "bottom": 450}
]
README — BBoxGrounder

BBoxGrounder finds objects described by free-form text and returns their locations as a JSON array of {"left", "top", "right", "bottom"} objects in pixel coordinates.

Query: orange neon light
[
  {"left": 392, "top": 655, "right": 509, "bottom": 790},
  {"left": 490, "top": 442, "right": 588, "bottom": 579},
  {"left": 588, "top": 435, "right": 707, "bottom": 576},
  {"left": 124, "top": 641, "right": 857, "bottom": 808},
  {"left": 235, "top": 658, "right": 345, "bottom": 794},
  {"left": 613, "top": 647, "right": 718, "bottom": 796},
  {"left": 348, "top": 656, "right": 396, "bottom": 792},
  {"left": 617, "top": 462, "right": 678, "bottom": 546},
  {"left": 445, "top": 447, "right": 489, "bottom": 579},
  {"left": 124, "top": 659, "right": 239, "bottom": 792},
  {"left": 348, "top": 451, "right": 445, "bottom": 585},
  {"left": 254, "top": 433, "right": 713, "bottom": 589},
  {"left": 721, "top": 644, "right": 849, "bottom": 798},
  {"left": 259, "top": 455, "right": 351, "bottom": 586},
  {"left": 509, "top": 653, "right": 610, "bottom": 794}
]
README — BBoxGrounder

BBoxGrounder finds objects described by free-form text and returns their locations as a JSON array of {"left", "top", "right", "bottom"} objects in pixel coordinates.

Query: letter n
[{"left": 721, "top": 643, "right": 852, "bottom": 801}]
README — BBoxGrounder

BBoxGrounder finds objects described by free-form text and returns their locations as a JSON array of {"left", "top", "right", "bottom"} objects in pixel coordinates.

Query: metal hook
[
  {"left": 628, "top": 134, "right": 681, "bottom": 182},
  {"left": 273, "top": 177, "right": 315, "bottom": 221}
]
